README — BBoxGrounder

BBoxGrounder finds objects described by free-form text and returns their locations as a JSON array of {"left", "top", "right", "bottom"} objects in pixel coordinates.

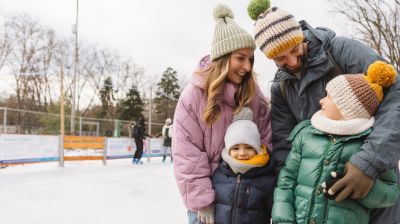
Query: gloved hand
[
  {"left": 197, "top": 204, "right": 215, "bottom": 224},
  {"left": 321, "top": 171, "right": 345, "bottom": 200},
  {"left": 328, "top": 162, "right": 374, "bottom": 202}
]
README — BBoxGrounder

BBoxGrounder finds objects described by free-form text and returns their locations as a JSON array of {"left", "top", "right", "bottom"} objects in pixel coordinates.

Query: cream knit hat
[
  {"left": 326, "top": 61, "right": 397, "bottom": 119},
  {"left": 210, "top": 4, "right": 256, "bottom": 61},
  {"left": 224, "top": 107, "right": 261, "bottom": 153},
  {"left": 248, "top": 0, "right": 304, "bottom": 58}
]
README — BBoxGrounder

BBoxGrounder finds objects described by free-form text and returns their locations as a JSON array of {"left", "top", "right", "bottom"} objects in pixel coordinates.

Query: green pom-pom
[
  {"left": 213, "top": 4, "right": 234, "bottom": 22},
  {"left": 248, "top": 0, "right": 271, "bottom": 21}
]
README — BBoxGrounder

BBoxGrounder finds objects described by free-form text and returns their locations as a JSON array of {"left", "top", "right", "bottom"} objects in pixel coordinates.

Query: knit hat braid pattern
[
  {"left": 224, "top": 107, "right": 261, "bottom": 154},
  {"left": 248, "top": 0, "right": 304, "bottom": 59},
  {"left": 211, "top": 4, "right": 256, "bottom": 61},
  {"left": 326, "top": 60, "right": 397, "bottom": 119}
]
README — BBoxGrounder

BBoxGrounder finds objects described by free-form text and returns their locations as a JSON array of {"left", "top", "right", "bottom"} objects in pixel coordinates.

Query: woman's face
[
  {"left": 227, "top": 48, "right": 254, "bottom": 85},
  {"left": 319, "top": 94, "right": 345, "bottom": 120}
]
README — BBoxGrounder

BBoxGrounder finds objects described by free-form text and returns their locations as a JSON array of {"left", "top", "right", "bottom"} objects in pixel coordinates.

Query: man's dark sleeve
[
  {"left": 270, "top": 82, "right": 298, "bottom": 171},
  {"left": 329, "top": 36, "right": 400, "bottom": 178},
  {"left": 351, "top": 77, "right": 400, "bottom": 178}
]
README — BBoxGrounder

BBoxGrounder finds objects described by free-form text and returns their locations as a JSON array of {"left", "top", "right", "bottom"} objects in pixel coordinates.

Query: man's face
[{"left": 273, "top": 43, "right": 306, "bottom": 74}]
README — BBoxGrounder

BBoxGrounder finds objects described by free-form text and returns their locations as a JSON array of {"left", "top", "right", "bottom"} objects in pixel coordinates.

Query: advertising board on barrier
[
  {"left": 0, "top": 134, "right": 59, "bottom": 164},
  {"left": 64, "top": 136, "right": 105, "bottom": 149},
  {"left": 106, "top": 137, "right": 136, "bottom": 159},
  {"left": 143, "top": 138, "right": 164, "bottom": 157}
]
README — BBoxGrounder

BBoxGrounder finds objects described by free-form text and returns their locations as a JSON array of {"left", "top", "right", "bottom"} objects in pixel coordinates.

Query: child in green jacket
[{"left": 272, "top": 61, "right": 399, "bottom": 224}]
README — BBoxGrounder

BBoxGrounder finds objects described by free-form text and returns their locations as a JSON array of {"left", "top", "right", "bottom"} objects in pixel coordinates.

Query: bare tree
[
  {"left": 0, "top": 16, "right": 13, "bottom": 70},
  {"left": 331, "top": 0, "right": 400, "bottom": 70},
  {"left": 79, "top": 45, "right": 116, "bottom": 116},
  {"left": 5, "top": 14, "right": 57, "bottom": 111}
]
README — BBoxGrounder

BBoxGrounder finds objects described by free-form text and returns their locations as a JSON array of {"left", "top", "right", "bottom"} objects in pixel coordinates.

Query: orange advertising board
[{"left": 64, "top": 136, "right": 105, "bottom": 149}]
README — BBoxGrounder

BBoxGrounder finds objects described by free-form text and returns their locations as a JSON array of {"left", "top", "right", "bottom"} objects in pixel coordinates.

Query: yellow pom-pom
[{"left": 366, "top": 60, "right": 397, "bottom": 87}]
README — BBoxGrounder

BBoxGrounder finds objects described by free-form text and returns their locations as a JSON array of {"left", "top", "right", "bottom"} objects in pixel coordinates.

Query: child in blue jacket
[{"left": 211, "top": 107, "right": 277, "bottom": 224}]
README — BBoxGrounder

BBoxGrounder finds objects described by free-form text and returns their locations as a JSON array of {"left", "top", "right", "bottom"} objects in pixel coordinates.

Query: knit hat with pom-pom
[
  {"left": 247, "top": 0, "right": 304, "bottom": 59},
  {"left": 211, "top": 4, "right": 256, "bottom": 61},
  {"left": 224, "top": 107, "right": 261, "bottom": 153},
  {"left": 326, "top": 60, "right": 397, "bottom": 119}
]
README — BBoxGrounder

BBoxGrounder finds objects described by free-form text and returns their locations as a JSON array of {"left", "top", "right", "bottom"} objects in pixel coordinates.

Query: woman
[{"left": 172, "top": 4, "right": 273, "bottom": 224}]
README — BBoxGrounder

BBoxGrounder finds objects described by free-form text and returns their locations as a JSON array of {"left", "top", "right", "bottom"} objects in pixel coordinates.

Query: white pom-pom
[
  {"left": 233, "top": 107, "right": 253, "bottom": 122},
  {"left": 213, "top": 4, "right": 234, "bottom": 22}
]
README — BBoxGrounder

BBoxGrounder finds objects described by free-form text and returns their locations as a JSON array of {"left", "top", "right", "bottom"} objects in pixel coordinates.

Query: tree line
[{"left": 0, "top": 13, "right": 182, "bottom": 135}]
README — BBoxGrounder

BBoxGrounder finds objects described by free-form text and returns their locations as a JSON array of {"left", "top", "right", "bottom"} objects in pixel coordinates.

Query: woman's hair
[{"left": 202, "top": 54, "right": 256, "bottom": 126}]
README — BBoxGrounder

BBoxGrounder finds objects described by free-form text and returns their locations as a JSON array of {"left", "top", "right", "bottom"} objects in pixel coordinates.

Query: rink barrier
[{"left": 0, "top": 134, "right": 166, "bottom": 166}]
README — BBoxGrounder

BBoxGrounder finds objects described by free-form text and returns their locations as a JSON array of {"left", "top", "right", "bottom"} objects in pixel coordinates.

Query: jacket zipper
[
  {"left": 231, "top": 175, "right": 241, "bottom": 224},
  {"left": 328, "top": 134, "right": 336, "bottom": 143}
]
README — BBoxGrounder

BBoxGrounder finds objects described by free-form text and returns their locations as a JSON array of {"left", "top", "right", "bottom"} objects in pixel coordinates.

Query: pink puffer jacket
[{"left": 172, "top": 56, "right": 272, "bottom": 211}]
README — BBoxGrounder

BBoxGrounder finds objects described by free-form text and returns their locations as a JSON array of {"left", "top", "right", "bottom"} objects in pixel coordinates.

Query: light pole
[
  {"left": 71, "top": 0, "right": 79, "bottom": 135},
  {"left": 60, "top": 55, "right": 65, "bottom": 167}
]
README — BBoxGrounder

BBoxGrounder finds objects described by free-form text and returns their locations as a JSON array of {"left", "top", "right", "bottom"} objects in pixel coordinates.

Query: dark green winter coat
[{"left": 272, "top": 120, "right": 399, "bottom": 224}]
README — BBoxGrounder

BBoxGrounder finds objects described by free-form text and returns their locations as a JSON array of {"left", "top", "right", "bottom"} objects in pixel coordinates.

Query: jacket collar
[{"left": 289, "top": 119, "right": 372, "bottom": 143}]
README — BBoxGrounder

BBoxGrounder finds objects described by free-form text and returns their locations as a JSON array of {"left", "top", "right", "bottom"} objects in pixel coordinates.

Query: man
[
  {"left": 132, "top": 117, "right": 147, "bottom": 164},
  {"left": 248, "top": 2, "right": 400, "bottom": 224}
]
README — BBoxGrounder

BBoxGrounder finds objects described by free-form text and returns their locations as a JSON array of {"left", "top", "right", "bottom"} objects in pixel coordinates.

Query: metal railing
[{"left": 0, "top": 107, "right": 163, "bottom": 137}]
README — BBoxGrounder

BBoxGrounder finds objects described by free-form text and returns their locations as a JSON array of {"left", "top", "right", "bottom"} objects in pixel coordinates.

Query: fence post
[
  {"left": 147, "top": 138, "right": 151, "bottom": 162},
  {"left": 79, "top": 116, "right": 82, "bottom": 136},
  {"left": 3, "top": 107, "right": 7, "bottom": 134},
  {"left": 103, "top": 137, "right": 107, "bottom": 166},
  {"left": 59, "top": 135, "right": 64, "bottom": 167}
]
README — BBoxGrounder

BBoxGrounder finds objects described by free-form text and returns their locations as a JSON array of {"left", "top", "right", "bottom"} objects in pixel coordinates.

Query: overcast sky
[{"left": 0, "top": 0, "right": 341, "bottom": 96}]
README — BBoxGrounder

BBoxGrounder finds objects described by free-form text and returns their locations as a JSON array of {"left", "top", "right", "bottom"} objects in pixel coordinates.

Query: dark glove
[
  {"left": 321, "top": 171, "right": 345, "bottom": 200},
  {"left": 328, "top": 162, "right": 374, "bottom": 202}
]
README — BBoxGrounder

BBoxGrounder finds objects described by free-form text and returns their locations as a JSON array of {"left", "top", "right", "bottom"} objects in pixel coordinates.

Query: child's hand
[
  {"left": 321, "top": 171, "right": 345, "bottom": 200},
  {"left": 197, "top": 204, "right": 215, "bottom": 224}
]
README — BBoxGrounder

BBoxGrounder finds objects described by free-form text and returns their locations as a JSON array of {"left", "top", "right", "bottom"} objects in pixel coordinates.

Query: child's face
[
  {"left": 229, "top": 144, "right": 257, "bottom": 160},
  {"left": 319, "top": 95, "right": 345, "bottom": 120}
]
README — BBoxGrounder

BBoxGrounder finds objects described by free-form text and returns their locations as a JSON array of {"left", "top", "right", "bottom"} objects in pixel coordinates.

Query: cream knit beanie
[
  {"left": 224, "top": 107, "right": 261, "bottom": 153},
  {"left": 211, "top": 4, "right": 256, "bottom": 61}
]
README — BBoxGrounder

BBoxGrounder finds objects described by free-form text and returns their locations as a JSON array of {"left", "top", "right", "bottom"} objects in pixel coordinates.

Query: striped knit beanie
[
  {"left": 211, "top": 4, "right": 256, "bottom": 61},
  {"left": 248, "top": 0, "right": 304, "bottom": 59},
  {"left": 326, "top": 61, "right": 397, "bottom": 120}
]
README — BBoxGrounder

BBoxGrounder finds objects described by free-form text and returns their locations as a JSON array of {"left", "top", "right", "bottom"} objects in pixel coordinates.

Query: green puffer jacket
[{"left": 272, "top": 120, "right": 399, "bottom": 224}]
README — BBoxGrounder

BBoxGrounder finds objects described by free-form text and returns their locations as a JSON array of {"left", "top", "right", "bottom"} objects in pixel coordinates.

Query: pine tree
[
  {"left": 99, "top": 77, "right": 114, "bottom": 118},
  {"left": 154, "top": 67, "right": 180, "bottom": 122},
  {"left": 118, "top": 85, "right": 144, "bottom": 121}
]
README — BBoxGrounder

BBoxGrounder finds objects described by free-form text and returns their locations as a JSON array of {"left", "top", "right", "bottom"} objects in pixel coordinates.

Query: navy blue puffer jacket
[{"left": 212, "top": 158, "right": 277, "bottom": 224}]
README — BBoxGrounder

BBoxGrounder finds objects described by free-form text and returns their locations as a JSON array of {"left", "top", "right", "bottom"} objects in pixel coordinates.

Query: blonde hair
[{"left": 202, "top": 54, "right": 257, "bottom": 126}]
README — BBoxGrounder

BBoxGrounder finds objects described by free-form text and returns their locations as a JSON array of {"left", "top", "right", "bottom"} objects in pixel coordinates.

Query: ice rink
[{"left": 0, "top": 158, "right": 186, "bottom": 224}]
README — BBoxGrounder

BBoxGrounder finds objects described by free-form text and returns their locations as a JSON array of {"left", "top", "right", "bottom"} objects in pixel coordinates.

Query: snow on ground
[{"left": 0, "top": 157, "right": 186, "bottom": 224}]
